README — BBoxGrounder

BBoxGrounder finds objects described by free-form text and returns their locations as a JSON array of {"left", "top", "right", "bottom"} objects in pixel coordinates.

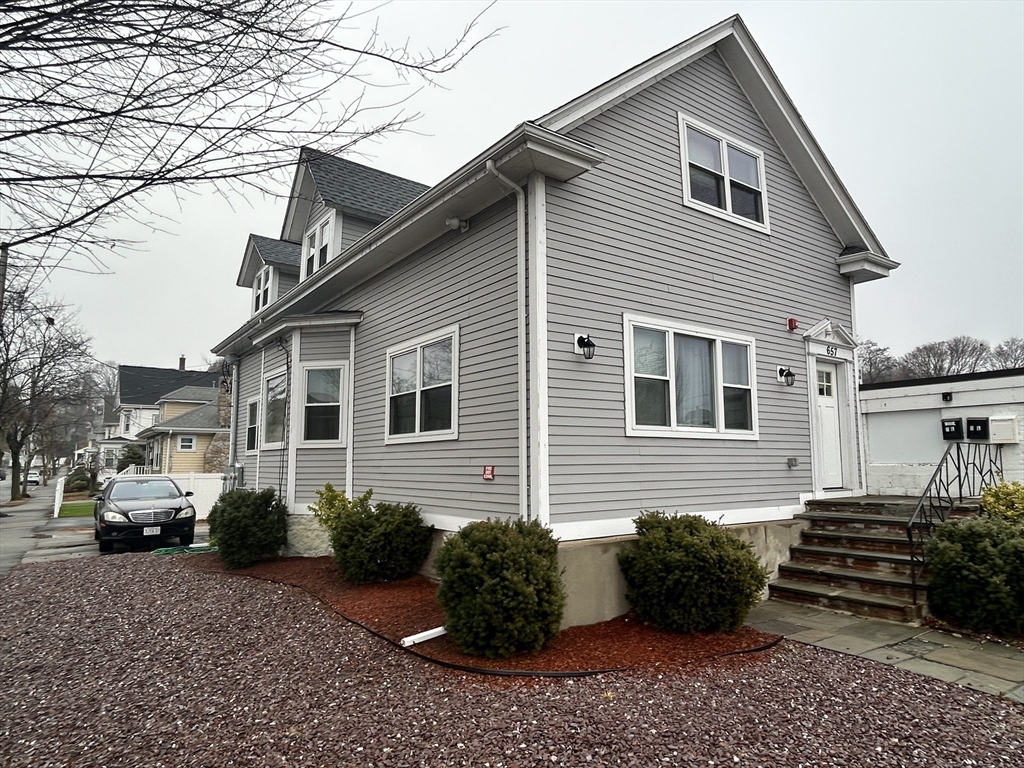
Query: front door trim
[{"left": 803, "top": 319, "right": 859, "bottom": 496}]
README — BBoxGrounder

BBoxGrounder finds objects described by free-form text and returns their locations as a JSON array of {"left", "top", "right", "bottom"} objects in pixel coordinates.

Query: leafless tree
[
  {"left": 992, "top": 337, "right": 1024, "bottom": 369},
  {"left": 0, "top": 280, "right": 93, "bottom": 500},
  {"left": 898, "top": 335, "right": 992, "bottom": 379},
  {"left": 0, "top": 0, "right": 492, "bottom": 295},
  {"left": 857, "top": 339, "right": 898, "bottom": 384}
]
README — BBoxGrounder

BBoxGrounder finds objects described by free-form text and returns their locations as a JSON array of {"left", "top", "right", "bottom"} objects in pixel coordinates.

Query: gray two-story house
[{"left": 213, "top": 15, "right": 898, "bottom": 628}]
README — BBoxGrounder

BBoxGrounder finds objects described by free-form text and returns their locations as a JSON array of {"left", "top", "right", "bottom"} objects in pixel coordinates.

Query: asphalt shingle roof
[
  {"left": 251, "top": 235, "right": 301, "bottom": 270},
  {"left": 119, "top": 367, "right": 220, "bottom": 406},
  {"left": 301, "top": 148, "right": 429, "bottom": 222},
  {"left": 142, "top": 403, "right": 225, "bottom": 433}
]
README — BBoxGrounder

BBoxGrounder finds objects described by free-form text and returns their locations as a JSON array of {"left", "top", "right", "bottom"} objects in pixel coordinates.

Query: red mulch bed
[{"left": 189, "top": 554, "right": 779, "bottom": 676}]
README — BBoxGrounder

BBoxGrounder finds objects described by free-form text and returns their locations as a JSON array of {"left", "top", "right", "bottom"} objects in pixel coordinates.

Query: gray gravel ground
[{"left": 1, "top": 555, "right": 1021, "bottom": 767}]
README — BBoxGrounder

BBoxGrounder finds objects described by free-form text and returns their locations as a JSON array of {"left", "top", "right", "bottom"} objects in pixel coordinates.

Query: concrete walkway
[{"left": 746, "top": 599, "right": 1024, "bottom": 702}]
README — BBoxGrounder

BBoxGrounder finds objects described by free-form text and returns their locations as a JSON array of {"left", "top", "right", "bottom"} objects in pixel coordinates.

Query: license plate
[{"left": 143, "top": 526, "right": 161, "bottom": 536}]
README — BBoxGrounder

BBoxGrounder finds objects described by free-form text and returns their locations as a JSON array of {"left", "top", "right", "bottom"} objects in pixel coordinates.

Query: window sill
[
  {"left": 384, "top": 431, "right": 459, "bottom": 446},
  {"left": 626, "top": 425, "right": 759, "bottom": 441},
  {"left": 297, "top": 440, "right": 347, "bottom": 449},
  {"left": 260, "top": 443, "right": 286, "bottom": 451},
  {"left": 682, "top": 198, "right": 770, "bottom": 235}
]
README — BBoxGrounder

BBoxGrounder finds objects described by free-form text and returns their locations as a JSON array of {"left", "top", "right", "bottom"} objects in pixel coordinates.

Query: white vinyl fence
[
  {"left": 52, "top": 476, "right": 66, "bottom": 518},
  {"left": 166, "top": 472, "right": 223, "bottom": 520}
]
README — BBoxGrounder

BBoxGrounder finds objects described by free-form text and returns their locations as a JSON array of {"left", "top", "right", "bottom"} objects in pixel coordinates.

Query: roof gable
[
  {"left": 237, "top": 234, "right": 301, "bottom": 288},
  {"left": 138, "top": 402, "right": 226, "bottom": 436},
  {"left": 538, "top": 15, "right": 895, "bottom": 263},
  {"left": 279, "top": 149, "right": 429, "bottom": 244},
  {"left": 158, "top": 385, "right": 218, "bottom": 404}
]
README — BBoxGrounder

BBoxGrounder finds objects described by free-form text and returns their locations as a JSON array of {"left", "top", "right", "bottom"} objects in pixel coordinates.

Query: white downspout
[
  {"left": 227, "top": 355, "right": 240, "bottom": 487},
  {"left": 486, "top": 159, "right": 528, "bottom": 521}
]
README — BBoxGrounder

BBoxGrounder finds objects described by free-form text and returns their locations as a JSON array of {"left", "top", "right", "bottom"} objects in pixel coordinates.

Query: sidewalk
[
  {"left": 0, "top": 485, "right": 58, "bottom": 578},
  {"left": 746, "top": 599, "right": 1024, "bottom": 702}
]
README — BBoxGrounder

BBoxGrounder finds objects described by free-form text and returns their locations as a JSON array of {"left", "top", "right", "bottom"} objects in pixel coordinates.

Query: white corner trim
[
  {"left": 286, "top": 330, "right": 301, "bottom": 511},
  {"left": 529, "top": 172, "right": 550, "bottom": 527},
  {"left": 346, "top": 327, "right": 355, "bottom": 497}
]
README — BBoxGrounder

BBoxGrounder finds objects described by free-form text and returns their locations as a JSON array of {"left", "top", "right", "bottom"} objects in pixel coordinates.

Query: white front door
[{"left": 815, "top": 361, "right": 844, "bottom": 489}]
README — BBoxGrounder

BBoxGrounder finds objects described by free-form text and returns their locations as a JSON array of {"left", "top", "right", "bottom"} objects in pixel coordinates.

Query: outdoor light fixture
[
  {"left": 574, "top": 333, "right": 597, "bottom": 360},
  {"left": 777, "top": 367, "right": 796, "bottom": 386},
  {"left": 445, "top": 217, "right": 470, "bottom": 233}
]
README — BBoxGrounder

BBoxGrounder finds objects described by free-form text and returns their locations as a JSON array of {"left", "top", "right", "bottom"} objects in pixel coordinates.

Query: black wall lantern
[
  {"left": 575, "top": 334, "right": 597, "bottom": 360},
  {"left": 777, "top": 366, "right": 796, "bottom": 386}
]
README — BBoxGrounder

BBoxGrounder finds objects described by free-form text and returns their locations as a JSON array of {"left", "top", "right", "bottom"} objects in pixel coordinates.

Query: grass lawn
[{"left": 59, "top": 500, "right": 95, "bottom": 518}]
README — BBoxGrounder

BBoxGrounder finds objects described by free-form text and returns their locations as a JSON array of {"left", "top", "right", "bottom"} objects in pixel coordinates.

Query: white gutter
[{"left": 486, "top": 160, "right": 529, "bottom": 522}]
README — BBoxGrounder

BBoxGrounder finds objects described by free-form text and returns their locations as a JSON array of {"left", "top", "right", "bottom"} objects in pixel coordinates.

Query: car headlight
[
  {"left": 177, "top": 507, "right": 195, "bottom": 519},
  {"left": 102, "top": 511, "right": 129, "bottom": 522}
]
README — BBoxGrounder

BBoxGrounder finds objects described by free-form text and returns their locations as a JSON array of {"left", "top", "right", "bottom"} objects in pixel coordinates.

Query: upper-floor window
[
  {"left": 177, "top": 435, "right": 196, "bottom": 452},
  {"left": 303, "top": 212, "right": 334, "bottom": 279},
  {"left": 253, "top": 264, "right": 273, "bottom": 313},
  {"left": 123, "top": 412, "right": 132, "bottom": 433},
  {"left": 625, "top": 314, "right": 758, "bottom": 439},
  {"left": 678, "top": 114, "right": 769, "bottom": 233},
  {"left": 386, "top": 326, "right": 459, "bottom": 444}
]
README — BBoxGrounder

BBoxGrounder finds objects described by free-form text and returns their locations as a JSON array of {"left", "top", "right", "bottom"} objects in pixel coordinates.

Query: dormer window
[
  {"left": 253, "top": 264, "right": 273, "bottom": 313},
  {"left": 303, "top": 212, "right": 335, "bottom": 280}
]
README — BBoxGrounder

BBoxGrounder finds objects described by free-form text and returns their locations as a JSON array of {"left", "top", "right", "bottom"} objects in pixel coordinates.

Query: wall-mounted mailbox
[
  {"left": 941, "top": 418, "right": 964, "bottom": 441},
  {"left": 966, "top": 418, "right": 990, "bottom": 440},
  {"left": 989, "top": 416, "right": 1019, "bottom": 444}
]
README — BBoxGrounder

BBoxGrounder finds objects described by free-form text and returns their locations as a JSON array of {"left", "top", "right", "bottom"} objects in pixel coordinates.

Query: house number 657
[{"left": 826, "top": 345, "right": 837, "bottom": 356}]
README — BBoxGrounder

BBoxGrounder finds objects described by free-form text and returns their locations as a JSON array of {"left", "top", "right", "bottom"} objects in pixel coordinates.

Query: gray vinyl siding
[
  {"left": 544, "top": 50, "right": 852, "bottom": 523},
  {"left": 235, "top": 352, "right": 261, "bottom": 478},
  {"left": 234, "top": 341, "right": 291, "bottom": 496},
  {"left": 277, "top": 270, "right": 298, "bottom": 297},
  {"left": 322, "top": 199, "right": 520, "bottom": 525},
  {"left": 293, "top": 327, "right": 352, "bottom": 506},
  {"left": 339, "top": 215, "right": 376, "bottom": 251}
]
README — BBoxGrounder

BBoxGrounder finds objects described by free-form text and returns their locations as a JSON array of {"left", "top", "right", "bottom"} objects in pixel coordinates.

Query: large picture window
[
  {"left": 679, "top": 113, "right": 769, "bottom": 232},
  {"left": 626, "top": 315, "right": 758, "bottom": 439},
  {"left": 263, "top": 372, "right": 287, "bottom": 447},
  {"left": 386, "top": 326, "right": 459, "bottom": 443},
  {"left": 303, "top": 367, "right": 342, "bottom": 442}
]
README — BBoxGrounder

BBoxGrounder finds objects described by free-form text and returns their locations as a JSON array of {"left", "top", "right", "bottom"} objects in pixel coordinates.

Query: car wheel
[
  {"left": 98, "top": 539, "right": 114, "bottom": 553},
  {"left": 178, "top": 533, "right": 195, "bottom": 547},
  {"left": 94, "top": 527, "right": 100, "bottom": 541}
]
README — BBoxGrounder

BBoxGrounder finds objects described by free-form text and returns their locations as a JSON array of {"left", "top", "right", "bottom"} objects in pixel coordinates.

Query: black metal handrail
[{"left": 906, "top": 441, "right": 1003, "bottom": 604}]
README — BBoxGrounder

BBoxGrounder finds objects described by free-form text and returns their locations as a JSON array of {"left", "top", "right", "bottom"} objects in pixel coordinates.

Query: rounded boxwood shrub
[
  {"left": 310, "top": 484, "right": 433, "bottom": 585},
  {"left": 207, "top": 487, "right": 288, "bottom": 569},
  {"left": 435, "top": 519, "right": 565, "bottom": 659},
  {"left": 981, "top": 480, "right": 1024, "bottom": 523},
  {"left": 618, "top": 511, "right": 768, "bottom": 633},
  {"left": 925, "top": 516, "right": 1024, "bottom": 635}
]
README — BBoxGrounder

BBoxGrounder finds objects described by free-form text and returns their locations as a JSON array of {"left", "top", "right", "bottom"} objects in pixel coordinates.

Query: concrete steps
[{"left": 769, "top": 497, "right": 931, "bottom": 622}]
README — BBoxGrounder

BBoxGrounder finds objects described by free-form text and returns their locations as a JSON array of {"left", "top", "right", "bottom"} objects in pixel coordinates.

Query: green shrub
[
  {"left": 116, "top": 445, "right": 146, "bottom": 473},
  {"left": 981, "top": 480, "right": 1024, "bottom": 523},
  {"left": 207, "top": 488, "right": 288, "bottom": 569},
  {"left": 618, "top": 512, "right": 768, "bottom": 633},
  {"left": 925, "top": 516, "right": 1024, "bottom": 635},
  {"left": 435, "top": 519, "right": 565, "bottom": 659},
  {"left": 310, "top": 484, "right": 433, "bottom": 585},
  {"left": 65, "top": 472, "right": 90, "bottom": 492}
]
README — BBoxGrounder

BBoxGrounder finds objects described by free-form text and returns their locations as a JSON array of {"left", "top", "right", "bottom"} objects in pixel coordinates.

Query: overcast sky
[{"left": 42, "top": 0, "right": 1024, "bottom": 370}]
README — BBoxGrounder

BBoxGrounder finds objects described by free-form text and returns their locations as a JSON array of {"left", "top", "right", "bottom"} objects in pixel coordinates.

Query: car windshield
[{"left": 109, "top": 479, "right": 181, "bottom": 501}]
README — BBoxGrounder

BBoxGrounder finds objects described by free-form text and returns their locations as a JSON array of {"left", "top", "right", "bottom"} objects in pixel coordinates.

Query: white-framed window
[
  {"left": 245, "top": 399, "right": 259, "bottom": 452},
  {"left": 385, "top": 325, "right": 459, "bottom": 444},
  {"left": 177, "top": 435, "right": 196, "bottom": 452},
  {"left": 123, "top": 411, "right": 132, "bottom": 433},
  {"left": 624, "top": 314, "right": 758, "bottom": 440},
  {"left": 678, "top": 113, "right": 769, "bottom": 233},
  {"left": 262, "top": 370, "right": 288, "bottom": 449},
  {"left": 300, "top": 363, "right": 348, "bottom": 445},
  {"left": 253, "top": 264, "right": 273, "bottom": 313},
  {"left": 303, "top": 212, "right": 335, "bottom": 280}
]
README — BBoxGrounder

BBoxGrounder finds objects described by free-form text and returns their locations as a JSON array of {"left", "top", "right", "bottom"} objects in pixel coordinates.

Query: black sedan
[{"left": 94, "top": 476, "right": 196, "bottom": 552}]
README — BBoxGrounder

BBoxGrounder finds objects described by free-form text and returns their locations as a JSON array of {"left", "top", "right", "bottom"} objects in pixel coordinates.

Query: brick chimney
[{"left": 178, "top": 355, "right": 186, "bottom": 370}]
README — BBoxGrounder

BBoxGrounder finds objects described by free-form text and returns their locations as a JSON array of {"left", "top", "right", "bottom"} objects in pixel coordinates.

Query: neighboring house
[
  {"left": 860, "top": 368, "right": 1024, "bottom": 496},
  {"left": 94, "top": 362, "right": 220, "bottom": 467},
  {"left": 137, "top": 385, "right": 232, "bottom": 474},
  {"left": 213, "top": 15, "right": 899, "bottom": 627}
]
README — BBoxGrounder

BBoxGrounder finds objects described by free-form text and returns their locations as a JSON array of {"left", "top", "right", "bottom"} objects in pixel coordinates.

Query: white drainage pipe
[{"left": 399, "top": 626, "right": 447, "bottom": 647}]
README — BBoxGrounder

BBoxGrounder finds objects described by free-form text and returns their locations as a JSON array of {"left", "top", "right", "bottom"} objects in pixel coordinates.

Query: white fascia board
[
  {"left": 537, "top": 17, "right": 737, "bottom": 132},
  {"left": 280, "top": 160, "right": 317, "bottom": 244},
  {"left": 836, "top": 251, "right": 900, "bottom": 283},
  {"left": 249, "top": 312, "right": 362, "bottom": 347},
  {"left": 716, "top": 25, "right": 890, "bottom": 260},
  {"left": 236, "top": 236, "right": 262, "bottom": 288}
]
